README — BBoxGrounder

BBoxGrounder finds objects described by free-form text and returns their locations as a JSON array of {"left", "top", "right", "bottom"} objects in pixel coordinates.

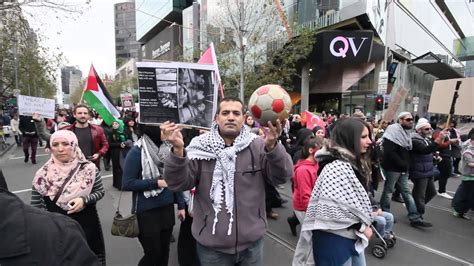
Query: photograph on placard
[{"left": 155, "top": 68, "right": 177, "bottom": 81}]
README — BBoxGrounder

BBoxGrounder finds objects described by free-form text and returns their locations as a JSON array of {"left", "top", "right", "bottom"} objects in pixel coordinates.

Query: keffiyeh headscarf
[
  {"left": 135, "top": 134, "right": 169, "bottom": 198},
  {"left": 32, "top": 130, "right": 96, "bottom": 211},
  {"left": 383, "top": 123, "right": 412, "bottom": 150},
  {"left": 186, "top": 122, "right": 257, "bottom": 235}
]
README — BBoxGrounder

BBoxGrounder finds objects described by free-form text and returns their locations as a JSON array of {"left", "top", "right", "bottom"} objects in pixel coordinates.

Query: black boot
[{"left": 287, "top": 214, "right": 299, "bottom": 236}]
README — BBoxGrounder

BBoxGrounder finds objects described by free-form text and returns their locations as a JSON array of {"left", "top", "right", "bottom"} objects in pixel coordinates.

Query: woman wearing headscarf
[
  {"left": 122, "top": 124, "right": 185, "bottom": 266},
  {"left": 293, "top": 118, "right": 374, "bottom": 266},
  {"left": 30, "top": 130, "right": 106, "bottom": 265}
]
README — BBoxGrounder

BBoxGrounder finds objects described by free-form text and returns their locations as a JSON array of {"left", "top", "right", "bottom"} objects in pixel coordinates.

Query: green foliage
[{"left": 0, "top": 9, "right": 61, "bottom": 102}]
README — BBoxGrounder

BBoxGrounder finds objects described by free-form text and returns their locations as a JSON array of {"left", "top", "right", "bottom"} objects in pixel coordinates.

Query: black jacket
[
  {"left": 19, "top": 116, "right": 38, "bottom": 137},
  {"left": 0, "top": 188, "right": 100, "bottom": 266},
  {"left": 381, "top": 138, "right": 410, "bottom": 172}
]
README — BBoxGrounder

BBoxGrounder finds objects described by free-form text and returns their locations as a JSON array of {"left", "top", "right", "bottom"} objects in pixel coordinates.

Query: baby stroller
[{"left": 370, "top": 224, "right": 396, "bottom": 259}]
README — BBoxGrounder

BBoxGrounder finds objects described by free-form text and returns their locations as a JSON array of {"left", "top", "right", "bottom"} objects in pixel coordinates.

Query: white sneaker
[{"left": 438, "top": 192, "right": 453, "bottom": 199}]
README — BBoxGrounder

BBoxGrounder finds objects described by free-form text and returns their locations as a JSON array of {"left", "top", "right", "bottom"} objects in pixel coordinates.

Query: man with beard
[
  {"left": 162, "top": 97, "right": 293, "bottom": 266},
  {"left": 409, "top": 118, "right": 445, "bottom": 220},
  {"left": 63, "top": 104, "right": 109, "bottom": 169},
  {"left": 379, "top": 112, "right": 432, "bottom": 227}
]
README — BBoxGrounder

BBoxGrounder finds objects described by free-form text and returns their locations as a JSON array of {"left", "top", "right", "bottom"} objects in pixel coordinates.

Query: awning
[{"left": 412, "top": 52, "right": 464, "bottom": 80}]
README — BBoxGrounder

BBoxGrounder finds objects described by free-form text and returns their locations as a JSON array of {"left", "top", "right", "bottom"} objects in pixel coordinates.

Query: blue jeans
[
  {"left": 342, "top": 253, "right": 366, "bottom": 266},
  {"left": 380, "top": 171, "right": 421, "bottom": 222},
  {"left": 196, "top": 237, "right": 263, "bottom": 266},
  {"left": 373, "top": 212, "right": 394, "bottom": 238}
]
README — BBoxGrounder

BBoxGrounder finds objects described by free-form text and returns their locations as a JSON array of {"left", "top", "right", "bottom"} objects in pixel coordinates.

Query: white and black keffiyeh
[
  {"left": 135, "top": 134, "right": 169, "bottom": 198},
  {"left": 186, "top": 122, "right": 257, "bottom": 235},
  {"left": 301, "top": 159, "right": 373, "bottom": 252}
]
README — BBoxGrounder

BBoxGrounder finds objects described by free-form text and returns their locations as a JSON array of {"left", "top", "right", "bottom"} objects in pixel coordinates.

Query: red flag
[
  {"left": 303, "top": 111, "right": 326, "bottom": 135},
  {"left": 198, "top": 43, "right": 224, "bottom": 98}
]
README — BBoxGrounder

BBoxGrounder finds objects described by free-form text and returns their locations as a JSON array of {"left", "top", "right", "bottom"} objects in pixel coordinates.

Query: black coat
[
  {"left": 409, "top": 134, "right": 438, "bottom": 179},
  {"left": 0, "top": 189, "right": 100, "bottom": 266},
  {"left": 381, "top": 138, "right": 410, "bottom": 172}
]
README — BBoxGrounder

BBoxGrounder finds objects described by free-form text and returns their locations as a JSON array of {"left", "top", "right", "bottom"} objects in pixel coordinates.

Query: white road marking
[
  {"left": 12, "top": 174, "right": 113, "bottom": 194},
  {"left": 396, "top": 236, "right": 474, "bottom": 265}
]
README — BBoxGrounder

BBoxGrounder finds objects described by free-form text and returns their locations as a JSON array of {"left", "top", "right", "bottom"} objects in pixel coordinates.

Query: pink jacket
[{"left": 293, "top": 159, "right": 319, "bottom": 212}]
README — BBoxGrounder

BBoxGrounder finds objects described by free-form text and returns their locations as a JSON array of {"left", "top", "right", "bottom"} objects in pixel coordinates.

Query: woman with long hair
[
  {"left": 31, "top": 130, "right": 106, "bottom": 264},
  {"left": 294, "top": 118, "right": 374, "bottom": 266}
]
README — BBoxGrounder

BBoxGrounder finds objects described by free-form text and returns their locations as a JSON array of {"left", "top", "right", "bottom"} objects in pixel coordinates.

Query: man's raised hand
[
  {"left": 263, "top": 119, "right": 284, "bottom": 152},
  {"left": 160, "top": 121, "right": 184, "bottom": 156}
]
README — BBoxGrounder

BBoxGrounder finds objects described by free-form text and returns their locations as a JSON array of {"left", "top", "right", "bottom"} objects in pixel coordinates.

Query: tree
[
  {"left": 0, "top": 11, "right": 60, "bottom": 101},
  {"left": 206, "top": 0, "right": 280, "bottom": 101}
]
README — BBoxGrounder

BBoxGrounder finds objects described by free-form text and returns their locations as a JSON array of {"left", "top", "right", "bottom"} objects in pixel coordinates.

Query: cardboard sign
[
  {"left": 428, "top": 77, "right": 474, "bottom": 115},
  {"left": 136, "top": 61, "right": 217, "bottom": 128},
  {"left": 382, "top": 87, "right": 409, "bottom": 122},
  {"left": 18, "top": 95, "right": 55, "bottom": 119}
]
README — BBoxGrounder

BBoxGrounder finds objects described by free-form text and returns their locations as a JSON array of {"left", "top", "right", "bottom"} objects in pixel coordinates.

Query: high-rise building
[
  {"left": 135, "top": 0, "right": 193, "bottom": 61},
  {"left": 61, "top": 66, "right": 82, "bottom": 105},
  {"left": 114, "top": 1, "right": 139, "bottom": 68}
]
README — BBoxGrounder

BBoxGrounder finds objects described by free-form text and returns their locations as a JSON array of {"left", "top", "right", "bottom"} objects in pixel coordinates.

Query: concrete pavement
[{"left": 2, "top": 142, "right": 473, "bottom": 266}]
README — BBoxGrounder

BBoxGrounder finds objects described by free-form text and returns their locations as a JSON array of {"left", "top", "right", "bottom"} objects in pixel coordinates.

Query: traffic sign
[{"left": 378, "top": 71, "right": 388, "bottom": 94}]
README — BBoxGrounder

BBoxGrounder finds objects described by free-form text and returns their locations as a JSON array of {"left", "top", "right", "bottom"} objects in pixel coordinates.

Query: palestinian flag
[{"left": 82, "top": 65, "right": 121, "bottom": 126}]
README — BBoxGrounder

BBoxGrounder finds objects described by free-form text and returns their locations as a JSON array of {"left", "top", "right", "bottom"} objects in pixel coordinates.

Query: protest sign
[
  {"left": 428, "top": 77, "right": 474, "bottom": 115},
  {"left": 136, "top": 61, "right": 217, "bottom": 128},
  {"left": 121, "top": 93, "right": 134, "bottom": 108},
  {"left": 18, "top": 95, "right": 55, "bottom": 119},
  {"left": 382, "top": 87, "right": 409, "bottom": 122}
]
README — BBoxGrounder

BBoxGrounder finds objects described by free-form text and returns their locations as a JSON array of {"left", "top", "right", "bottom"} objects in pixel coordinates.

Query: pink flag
[
  {"left": 198, "top": 43, "right": 224, "bottom": 98},
  {"left": 304, "top": 111, "right": 326, "bottom": 135}
]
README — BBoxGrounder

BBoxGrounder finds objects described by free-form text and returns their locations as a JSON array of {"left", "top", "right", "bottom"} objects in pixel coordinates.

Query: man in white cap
[
  {"left": 409, "top": 118, "right": 445, "bottom": 220},
  {"left": 380, "top": 112, "right": 432, "bottom": 227}
]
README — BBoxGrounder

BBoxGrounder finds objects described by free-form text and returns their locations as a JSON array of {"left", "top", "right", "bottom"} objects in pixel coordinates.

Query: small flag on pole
[{"left": 198, "top": 42, "right": 224, "bottom": 98}]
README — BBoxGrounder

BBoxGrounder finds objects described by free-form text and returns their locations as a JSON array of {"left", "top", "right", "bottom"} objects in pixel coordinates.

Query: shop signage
[
  {"left": 152, "top": 42, "right": 171, "bottom": 59},
  {"left": 318, "top": 31, "right": 374, "bottom": 64}
]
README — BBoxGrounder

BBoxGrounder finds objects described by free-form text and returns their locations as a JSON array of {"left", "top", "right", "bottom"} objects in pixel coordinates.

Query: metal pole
[
  {"left": 238, "top": 1, "right": 245, "bottom": 102},
  {"left": 13, "top": 37, "right": 19, "bottom": 92}
]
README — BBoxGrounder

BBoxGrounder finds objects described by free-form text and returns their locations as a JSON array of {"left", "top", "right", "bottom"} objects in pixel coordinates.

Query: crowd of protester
[{"left": 0, "top": 99, "right": 472, "bottom": 266}]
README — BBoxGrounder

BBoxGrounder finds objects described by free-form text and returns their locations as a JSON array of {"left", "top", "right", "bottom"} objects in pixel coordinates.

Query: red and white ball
[{"left": 248, "top": 84, "right": 292, "bottom": 125}]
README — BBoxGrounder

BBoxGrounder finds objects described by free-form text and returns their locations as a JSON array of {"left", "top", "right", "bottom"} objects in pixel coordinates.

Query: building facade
[
  {"left": 114, "top": 1, "right": 139, "bottom": 68},
  {"left": 61, "top": 66, "right": 82, "bottom": 105},
  {"left": 135, "top": 0, "right": 192, "bottom": 61}
]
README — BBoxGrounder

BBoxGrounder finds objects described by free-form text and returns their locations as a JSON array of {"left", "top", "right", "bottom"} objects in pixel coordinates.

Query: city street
[{"left": 1, "top": 136, "right": 473, "bottom": 266}]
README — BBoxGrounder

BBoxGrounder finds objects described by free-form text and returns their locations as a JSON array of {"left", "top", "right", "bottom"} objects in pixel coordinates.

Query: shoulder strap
[{"left": 51, "top": 163, "right": 83, "bottom": 205}]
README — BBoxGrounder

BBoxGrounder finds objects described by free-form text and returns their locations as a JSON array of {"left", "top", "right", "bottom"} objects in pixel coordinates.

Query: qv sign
[
  {"left": 318, "top": 31, "right": 374, "bottom": 64},
  {"left": 329, "top": 36, "right": 369, "bottom": 58}
]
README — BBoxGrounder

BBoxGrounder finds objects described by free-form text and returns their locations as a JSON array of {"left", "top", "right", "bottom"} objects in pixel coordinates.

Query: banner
[
  {"left": 136, "top": 61, "right": 217, "bottom": 128},
  {"left": 18, "top": 95, "right": 55, "bottom": 119},
  {"left": 121, "top": 93, "right": 134, "bottom": 108}
]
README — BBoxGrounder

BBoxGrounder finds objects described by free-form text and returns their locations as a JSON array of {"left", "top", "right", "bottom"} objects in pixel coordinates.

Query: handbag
[{"left": 111, "top": 191, "right": 139, "bottom": 238}]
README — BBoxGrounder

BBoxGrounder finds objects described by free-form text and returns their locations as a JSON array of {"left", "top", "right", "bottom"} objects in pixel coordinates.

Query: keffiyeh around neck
[
  {"left": 302, "top": 159, "right": 373, "bottom": 252},
  {"left": 383, "top": 123, "right": 412, "bottom": 150},
  {"left": 186, "top": 122, "right": 257, "bottom": 235},
  {"left": 135, "top": 134, "right": 168, "bottom": 198}
]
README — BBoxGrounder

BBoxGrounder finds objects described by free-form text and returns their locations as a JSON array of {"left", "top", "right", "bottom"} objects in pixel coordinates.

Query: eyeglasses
[
  {"left": 59, "top": 114, "right": 67, "bottom": 117},
  {"left": 403, "top": 118, "right": 414, "bottom": 122},
  {"left": 422, "top": 128, "right": 432, "bottom": 131}
]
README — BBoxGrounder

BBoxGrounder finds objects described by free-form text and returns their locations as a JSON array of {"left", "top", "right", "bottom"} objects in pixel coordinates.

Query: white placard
[{"left": 18, "top": 95, "right": 56, "bottom": 119}]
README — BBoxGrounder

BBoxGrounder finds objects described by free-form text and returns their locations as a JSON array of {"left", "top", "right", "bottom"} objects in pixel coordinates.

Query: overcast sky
[{"left": 24, "top": 0, "right": 126, "bottom": 78}]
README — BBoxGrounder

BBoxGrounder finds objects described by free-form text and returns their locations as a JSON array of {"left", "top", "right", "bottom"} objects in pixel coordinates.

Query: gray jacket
[{"left": 164, "top": 138, "right": 292, "bottom": 254}]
